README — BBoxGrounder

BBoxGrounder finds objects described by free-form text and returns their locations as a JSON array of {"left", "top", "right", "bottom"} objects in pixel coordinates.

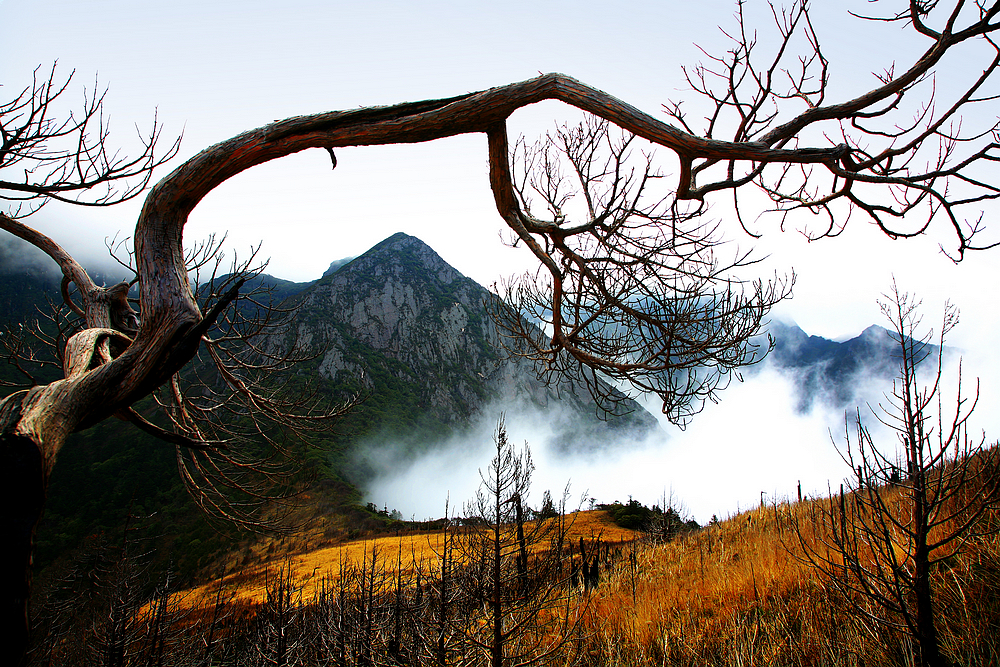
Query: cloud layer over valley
[{"left": 360, "top": 352, "right": 923, "bottom": 524}]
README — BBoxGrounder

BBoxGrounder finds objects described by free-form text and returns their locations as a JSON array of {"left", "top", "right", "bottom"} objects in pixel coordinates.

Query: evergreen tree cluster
[{"left": 598, "top": 498, "right": 700, "bottom": 538}]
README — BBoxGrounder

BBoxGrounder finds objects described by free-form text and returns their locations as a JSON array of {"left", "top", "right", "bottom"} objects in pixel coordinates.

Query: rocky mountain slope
[{"left": 275, "top": 232, "right": 658, "bottom": 449}]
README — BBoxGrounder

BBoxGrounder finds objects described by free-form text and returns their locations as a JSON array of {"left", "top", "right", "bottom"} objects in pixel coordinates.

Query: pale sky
[
  {"left": 3, "top": 0, "right": 994, "bottom": 338},
  {"left": 3, "top": 0, "right": 999, "bottom": 520}
]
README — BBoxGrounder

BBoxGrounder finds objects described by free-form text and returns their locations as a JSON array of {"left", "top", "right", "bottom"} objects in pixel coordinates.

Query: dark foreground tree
[
  {"left": 0, "top": 67, "right": 358, "bottom": 663},
  {"left": 796, "top": 283, "right": 1000, "bottom": 667},
  {"left": 4, "top": 1, "right": 1000, "bottom": 663}
]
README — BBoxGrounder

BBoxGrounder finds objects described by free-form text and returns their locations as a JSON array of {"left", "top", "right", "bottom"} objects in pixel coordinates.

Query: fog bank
[{"left": 359, "top": 360, "right": 909, "bottom": 525}]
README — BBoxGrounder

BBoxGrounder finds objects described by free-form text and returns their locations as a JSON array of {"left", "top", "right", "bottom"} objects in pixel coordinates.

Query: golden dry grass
[
  {"left": 577, "top": 502, "right": 828, "bottom": 664},
  {"left": 574, "top": 492, "right": 1000, "bottom": 666},
  {"left": 165, "top": 486, "right": 1000, "bottom": 665},
  {"left": 177, "top": 509, "right": 637, "bottom": 608}
]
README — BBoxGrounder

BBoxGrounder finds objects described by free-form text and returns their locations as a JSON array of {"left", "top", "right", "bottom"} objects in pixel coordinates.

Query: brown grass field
[
  {"left": 573, "top": 496, "right": 1000, "bottom": 665},
  {"left": 178, "top": 509, "right": 637, "bottom": 608},
  {"left": 100, "top": 481, "right": 1000, "bottom": 666}
]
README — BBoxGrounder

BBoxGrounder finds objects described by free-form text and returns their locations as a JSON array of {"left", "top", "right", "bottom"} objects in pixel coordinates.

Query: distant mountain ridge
[
  {"left": 0, "top": 233, "right": 939, "bottom": 581},
  {"left": 323, "top": 256, "right": 356, "bottom": 277},
  {"left": 766, "top": 320, "right": 939, "bottom": 412},
  {"left": 0, "top": 233, "right": 933, "bottom": 429},
  {"left": 0, "top": 232, "right": 931, "bottom": 429}
]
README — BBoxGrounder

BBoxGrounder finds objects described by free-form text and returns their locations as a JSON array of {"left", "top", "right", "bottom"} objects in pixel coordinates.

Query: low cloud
[
  {"left": 358, "top": 358, "right": 918, "bottom": 525},
  {"left": 0, "top": 232, "right": 132, "bottom": 283}
]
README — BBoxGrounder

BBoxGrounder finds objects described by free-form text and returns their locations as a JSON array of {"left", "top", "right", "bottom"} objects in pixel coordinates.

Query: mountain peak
[
  {"left": 332, "top": 232, "right": 464, "bottom": 287},
  {"left": 380, "top": 231, "right": 418, "bottom": 245},
  {"left": 285, "top": 232, "right": 658, "bottom": 438},
  {"left": 367, "top": 232, "right": 434, "bottom": 258},
  {"left": 860, "top": 324, "right": 888, "bottom": 339}
]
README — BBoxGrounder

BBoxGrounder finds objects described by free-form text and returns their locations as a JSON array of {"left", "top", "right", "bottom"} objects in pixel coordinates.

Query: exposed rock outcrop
[{"left": 282, "top": 232, "right": 658, "bottom": 436}]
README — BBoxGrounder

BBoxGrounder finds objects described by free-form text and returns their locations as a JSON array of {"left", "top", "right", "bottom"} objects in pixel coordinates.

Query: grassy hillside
[
  {"left": 177, "top": 510, "right": 637, "bottom": 608},
  {"left": 27, "top": 480, "right": 1000, "bottom": 665}
]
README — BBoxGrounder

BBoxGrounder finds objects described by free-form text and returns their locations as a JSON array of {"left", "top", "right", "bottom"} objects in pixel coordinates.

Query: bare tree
[
  {"left": 446, "top": 415, "right": 584, "bottom": 667},
  {"left": 418, "top": 498, "right": 464, "bottom": 667},
  {"left": 253, "top": 560, "right": 308, "bottom": 667},
  {"left": 4, "top": 1, "right": 1000, "bottom": 662},
  {"left": 795, "top": 283, "right": 1000, "bottom": 667},
  {"left": 0, "top": 64, "right": 179, "bottom": 218},
  {"left": 0, "top": 67, "right": 354, "bottom": 664},
  {"left": 665, "top": 0, "right": 1000, "bottom": 258},
  {"left": 491, "top": 117, "right": 790, "bottom": 423}
]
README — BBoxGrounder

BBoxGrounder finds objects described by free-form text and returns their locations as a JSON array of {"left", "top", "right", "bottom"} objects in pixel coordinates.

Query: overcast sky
[{"left": 3, "top": 0, "right": 999, "bottom": 520}]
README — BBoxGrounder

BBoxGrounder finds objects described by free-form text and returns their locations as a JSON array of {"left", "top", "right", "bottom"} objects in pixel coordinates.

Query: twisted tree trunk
[{"left": 1, "top": 73, "right": 847, "bottom": 665}]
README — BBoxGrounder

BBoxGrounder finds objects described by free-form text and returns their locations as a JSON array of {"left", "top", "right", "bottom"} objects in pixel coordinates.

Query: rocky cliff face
[
  {"left": 281, "top": 232, "right": 658, "bottom": 435},
  {"left": 293, "top": 232, "right": 500, "bottom": 421}
]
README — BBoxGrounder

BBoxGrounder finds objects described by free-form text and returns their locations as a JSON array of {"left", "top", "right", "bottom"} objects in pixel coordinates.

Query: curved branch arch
[
  {"left": 5, "top": 2, "right": 1000, "bottom": 657},
  {"left": 122, "top": 73, "right": 843, "bottom": 418}
]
